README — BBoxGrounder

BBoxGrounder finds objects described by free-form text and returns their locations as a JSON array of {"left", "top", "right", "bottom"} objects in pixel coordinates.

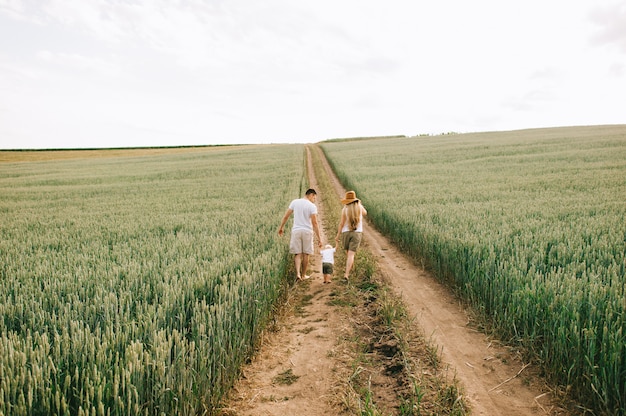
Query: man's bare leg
[
  {"left": 295, "top": 254, "right": 303, "bottom": 279},
  {"left": 301, "top": 253, "right": 310, "bottom": 278}
]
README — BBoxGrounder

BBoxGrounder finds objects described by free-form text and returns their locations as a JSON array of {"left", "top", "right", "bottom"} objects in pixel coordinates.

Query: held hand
[{"left": 278, "top": 228, "right": 284, "bottom": 236}]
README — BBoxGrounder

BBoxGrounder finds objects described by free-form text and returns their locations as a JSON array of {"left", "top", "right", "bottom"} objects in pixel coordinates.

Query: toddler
[{"left": 320, "top": 244, "right": 336, "bottom": 284}]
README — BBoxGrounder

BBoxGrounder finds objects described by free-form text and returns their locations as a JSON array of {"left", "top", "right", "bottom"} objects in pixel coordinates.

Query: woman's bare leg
[{"left": 345, "top": 250, "right": 356, "bottom": 279}]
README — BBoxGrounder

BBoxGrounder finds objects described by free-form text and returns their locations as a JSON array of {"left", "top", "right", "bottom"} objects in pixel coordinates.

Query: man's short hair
[{"left": 305, "top": 188, "right": 317, "bottom": 195}]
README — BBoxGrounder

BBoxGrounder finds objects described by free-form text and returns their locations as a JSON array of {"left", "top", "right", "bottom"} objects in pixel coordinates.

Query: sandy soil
[{"left": 220, "top": 146, "right": 568, "bottom": 415}]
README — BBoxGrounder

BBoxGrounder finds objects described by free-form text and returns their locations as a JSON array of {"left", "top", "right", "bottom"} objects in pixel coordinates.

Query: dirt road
[{"left": 221, "top": 145, "right": 566, "bottom": 415}]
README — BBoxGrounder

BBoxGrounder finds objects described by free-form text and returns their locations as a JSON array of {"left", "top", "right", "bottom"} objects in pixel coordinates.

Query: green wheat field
[
  {"left": 1, "top": 125, "right": 625, "bottom": 415},
  {"left": 321, "top": 125, "right": 625, "bottom": 414}
]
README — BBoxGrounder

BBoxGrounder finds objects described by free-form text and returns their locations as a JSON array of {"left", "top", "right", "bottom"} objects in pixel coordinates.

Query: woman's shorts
[
  {"left": 322, "top": 262, "right": 333, "bottom": 275},
  {"left": 341, "top": 231, "right": 362, "bottom": 252},
  {"left": 290, "top": 229, "right": 314, "bottom": 254}
]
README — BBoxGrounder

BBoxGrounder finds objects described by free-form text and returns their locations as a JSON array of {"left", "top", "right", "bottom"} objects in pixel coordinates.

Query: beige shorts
[
  {"left": 341, "top": 231, "right": 362, "bottom": 252},
  {"left": 290, "top": 229, "right": 314, "bottom": 254}
]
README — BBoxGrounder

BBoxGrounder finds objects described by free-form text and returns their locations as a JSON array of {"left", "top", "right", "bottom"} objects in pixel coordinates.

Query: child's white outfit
[
  {"left": 321, "top": 247, "right": 335, "bottom": 264},
  {"left": 320, "top": 246, "right": 336, "bottom": 282}
]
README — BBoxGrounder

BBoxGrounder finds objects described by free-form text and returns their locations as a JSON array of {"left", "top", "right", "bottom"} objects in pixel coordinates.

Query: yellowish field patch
[{"left": 0, "top": 145, "right": 251, "bottom": 163}]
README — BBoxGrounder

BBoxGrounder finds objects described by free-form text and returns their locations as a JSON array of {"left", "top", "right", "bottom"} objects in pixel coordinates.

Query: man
[{"left": 278, "top": 188, "right": 322, "bottom": 281}]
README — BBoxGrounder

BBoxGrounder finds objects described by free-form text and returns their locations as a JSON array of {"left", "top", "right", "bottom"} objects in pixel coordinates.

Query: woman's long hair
[{"left": 345, "top": 201, "right": 361, "bottom": 231}]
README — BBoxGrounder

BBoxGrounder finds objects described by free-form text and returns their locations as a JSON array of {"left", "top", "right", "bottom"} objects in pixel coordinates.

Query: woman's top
[{"left": 341, "top": 204, "right": 364, "bottom": 233}]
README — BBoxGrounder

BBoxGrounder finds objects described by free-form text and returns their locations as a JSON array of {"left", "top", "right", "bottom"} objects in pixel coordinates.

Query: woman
[{"left": 335, "top": 191, "right": 367, "bottom": 280}]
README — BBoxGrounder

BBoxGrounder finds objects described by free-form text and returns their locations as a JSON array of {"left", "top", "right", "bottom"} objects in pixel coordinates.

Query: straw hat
[{"left": 341, "top": 191, "right": 359, "bottom": 205}]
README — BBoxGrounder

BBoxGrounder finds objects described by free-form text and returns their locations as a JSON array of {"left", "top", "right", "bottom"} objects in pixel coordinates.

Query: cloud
[
  {"left": 0, "top": 0, "right": 229, "bottom": 66},
  {"left": 608, "top": 62, "right": 624, "bottom": 77},
  {"left": 589, "top": 1, "right": 626, "bottom": 53},
  {"left": 502, "top": 88, "right": 556, "bottom": 113},
  {"left": 37, "top": 50, "right": 122, "bottom": 77},
  {"left": 528, "top": 68, "right": 562, "bottom": 81}
]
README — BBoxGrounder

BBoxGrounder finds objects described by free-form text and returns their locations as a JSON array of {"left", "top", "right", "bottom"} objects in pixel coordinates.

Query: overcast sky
[{"left": 1, "top": 0, "right": 625, "bottom": 149}]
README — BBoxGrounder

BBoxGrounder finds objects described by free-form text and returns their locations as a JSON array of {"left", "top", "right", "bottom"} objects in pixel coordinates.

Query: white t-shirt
[
  {"left": 289, "top": 198, "right": 318, "bottom": 231},
  {"left": 320, "top": 247, "right": 336, "bottom": 264}
]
